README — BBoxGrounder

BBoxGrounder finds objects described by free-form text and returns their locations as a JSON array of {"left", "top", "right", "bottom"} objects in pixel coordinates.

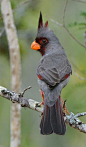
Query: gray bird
[{"left": 31, "top": 12, "right": 72, "bottom": 135}]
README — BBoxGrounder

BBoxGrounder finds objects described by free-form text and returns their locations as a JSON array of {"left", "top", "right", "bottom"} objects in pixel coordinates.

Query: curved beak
[{"left": 31, "top": 41, "right": 40, "bottom": 50}]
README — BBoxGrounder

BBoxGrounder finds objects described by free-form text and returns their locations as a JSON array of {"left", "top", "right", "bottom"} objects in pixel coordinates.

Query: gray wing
[{"left": 37, "top": 52, "right": 72, "bottom": 87}]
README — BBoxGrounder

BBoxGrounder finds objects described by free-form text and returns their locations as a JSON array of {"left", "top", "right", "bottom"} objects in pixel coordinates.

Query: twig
[
  {"left": 46, "top": 0, "right": 86, "bottom": 49},
  {"left": 65, "top": 112, "right": 86, "bottom": 133},
  {"left": 71, "top": 62, "right": 86, "bottom": 81},
  {"left": 74, "top": 112, "right": 86, "bottom": 117},
  {"left": 63, "top": 0, "right": 85, "bottom": 48},
  {"left": 63, "top": 0, "right": 68, "bottom": 26},
  {"left": 73, "top": 0, "right": 86, "bottom": 3},
  {"left": 19, "top": 86, "right": 32, "bottom": 97},
  {"left": 12, "top": 0, "right": 31, "bottom": 13},
  {"left": 46, "top": 17, "right": 85, "bottom": 48},
  {"left": 0, "top": 86, "right": 43, "bottom": 113},
  {"left": 0, "top": 0, "right": 31, "bottom": 38},
  {"left": 74, "top": 70, "right": 86, "bottom": 81},
  {"left": 83, "top": 30, "right": 86, "bottom": 50},
  {"left": 45, "top": 15, "right": 63, "bottom": 27},
  {"left": 0, "top": 85, "right": 86, "bottom": 133},
  {"left": 64, "top": 26, "right": 85, "bottom": 48}
]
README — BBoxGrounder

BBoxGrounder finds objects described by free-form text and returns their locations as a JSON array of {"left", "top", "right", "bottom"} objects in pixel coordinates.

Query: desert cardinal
[{"left": 31, "top": 12, "right": 72, "bottom": 135}]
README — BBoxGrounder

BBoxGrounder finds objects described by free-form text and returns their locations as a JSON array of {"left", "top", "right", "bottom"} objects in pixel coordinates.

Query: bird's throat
[{"left": 38, "top": 47, "right": 45, "bottom": 56}]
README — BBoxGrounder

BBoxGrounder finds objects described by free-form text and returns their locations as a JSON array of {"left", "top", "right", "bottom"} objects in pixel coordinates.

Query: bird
[{"left": 31, "top": 12, "right": 72, "bottom": 135}]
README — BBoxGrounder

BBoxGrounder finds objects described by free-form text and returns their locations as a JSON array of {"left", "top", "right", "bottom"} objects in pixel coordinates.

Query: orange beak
[{"left": 31, "top": 41, "right": 40, "bottom": 50}]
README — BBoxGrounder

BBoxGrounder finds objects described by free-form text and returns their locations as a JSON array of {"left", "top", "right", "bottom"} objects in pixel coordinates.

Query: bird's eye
[
  {"left": 42, "top": 39, "right": 47, "bottom": 44},
  {"left": 38, "top": 38, "right": 48, "bottom": 45}
]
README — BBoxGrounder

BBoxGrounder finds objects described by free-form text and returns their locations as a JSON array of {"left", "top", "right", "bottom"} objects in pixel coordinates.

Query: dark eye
[{"left": 42, "top": 39, "right": 47, "bottom": 44}]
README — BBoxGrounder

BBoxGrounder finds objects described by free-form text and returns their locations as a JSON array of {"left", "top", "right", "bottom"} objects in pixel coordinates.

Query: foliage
[{"left": 67, "top": 11, "right": 86, "bottom": 30}]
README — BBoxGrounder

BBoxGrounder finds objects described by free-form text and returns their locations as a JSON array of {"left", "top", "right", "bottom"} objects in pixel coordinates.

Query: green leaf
[
  {"left": 67, "top": 22, "right": 78, "bottom": 28},
  {"left": 78, "top": 22, "right": 86, "bottom": 26},
  {"left": 80, "top": 11, "right": 86, "bottom": 19}
]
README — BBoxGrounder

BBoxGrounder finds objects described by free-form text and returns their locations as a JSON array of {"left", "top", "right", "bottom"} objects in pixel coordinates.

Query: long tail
[{"left": 40, "top": 96, "right": 66, "bottom": 135}]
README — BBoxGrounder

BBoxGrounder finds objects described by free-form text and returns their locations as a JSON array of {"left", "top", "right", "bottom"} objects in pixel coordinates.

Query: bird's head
[{"left": 31, "top": 12, "right": 60, "bottom": 56}]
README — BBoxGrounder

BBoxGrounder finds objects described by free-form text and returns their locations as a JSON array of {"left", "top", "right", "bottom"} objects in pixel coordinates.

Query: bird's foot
[
  {"left": 36, "top": 101, "right": 44, "bottom": 107},
  {"left": 61, "top": 98, "right": 70, "bottom": 115},
  {"left": 35, "top": 90, "right": 44, "bottom": 108}
]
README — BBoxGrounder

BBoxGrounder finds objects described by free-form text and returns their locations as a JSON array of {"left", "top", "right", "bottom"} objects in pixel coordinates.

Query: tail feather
[
  {"left": 40, "top": 96, "right": 66, "bottom": 135},
  {"left": 50, "top": 101, "right": 62, "bottom": 134},
  {"left": 40, "top": 104, "right": 53, "bottom": 135},
  {"left": 59, "top": 97, "right": 66, "bottom": 135}
]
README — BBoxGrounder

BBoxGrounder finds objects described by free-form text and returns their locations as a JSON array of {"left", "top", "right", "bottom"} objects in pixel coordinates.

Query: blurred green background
[{"left": 0, "top": 0, "right": 86, "bottom": 146}]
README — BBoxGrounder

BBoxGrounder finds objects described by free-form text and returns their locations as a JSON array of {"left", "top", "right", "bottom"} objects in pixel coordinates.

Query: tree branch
[
  {"left": 74, "top": 70, "right": 86, "bottom": 81},
  {"left": 63, "top": 0, "right": 85, "bottom": 48},
  {"left": 45, "top": 15, "right": 63, "bottom": 27},
  {"left": 63, "top": 0, "right": 68, "bottom": 26},
  {"left": 83, "top": 30, "right": 86, "bottom": 50},
  {"left": 46, "top": 0, "right": 86, "bottom": 49},
  {"left": 0, "top": 0, "right": 31, "bottom": 38},
  {"left": 73, "top": 0, "right": 86, "bottom": 3},
  {"left": 0, "top": 85, "right": 86, "bottom": 134},
  {"left": 65, "top": 112, "right": 86, "bottom": 133},
  {"left": 0, "top": 86, "right": 43, "bottom": 113},
  {"left": 12, "top": 0, "right": 31, "bottom": 13},
  {"left": 1, "top": 0, "right": 21, "bottom": 147},
  {"left": 64, "top": 26, "right": 85, "bottom": 48}
]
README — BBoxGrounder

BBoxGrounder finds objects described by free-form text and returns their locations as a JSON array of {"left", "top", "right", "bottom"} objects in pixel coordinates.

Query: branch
[
  {"left": 74, "top": 70, "right": 86, "bottom": 81},
  {"left": 1, "top": 0, "right": 21, "bottom": 146},
  {"left": 64, "top": 26, "right": 85, "bottom": 48},
  {"left": 0, "top": 0, "right": 31, "bottom": 38},
  {"left": 63, "top": 0, "right": 85, "bottom": 48},
  {"left": 63, "top": 0, "right": 68, "bottom": 26},
  {"left": 45, "top": 15, "right": 63, "bottom": 27},
  {"left": 0, "top": 85, "right": 86, "bottom": 134},
  {"left": 0, "top": 86, "right": 43, "bottom": 113},
  {"left": 71, "top": 62, "right": 86, "bottom": 81},
  {"left": 46, "top": 0, "right": 86, "bottom": 49},
  {"left": 83, "top": 30, "right": 86, "bottom": 50},
  {"left": 65, "top": 112, "right": 86, "bottom": 133},
  {"left": 12, "top": 0, "right": 31, "bottom": 13},
  {"left": 73, "top": 0, "right": 86, "bottom": 3}
]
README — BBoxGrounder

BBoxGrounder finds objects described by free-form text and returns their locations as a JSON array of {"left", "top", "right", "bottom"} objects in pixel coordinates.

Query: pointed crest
[
  {"left": 44, "top": 21, "right": 48, "bottom": 28},
  {"left": 38, "top": 11, "right": 43, "bottom": 29}
]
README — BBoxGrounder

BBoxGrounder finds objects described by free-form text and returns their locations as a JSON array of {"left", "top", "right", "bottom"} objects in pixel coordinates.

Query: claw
[
  {"left": 35, "top": 101, "right": 44, "bottom": 107},
  {"left": 61, "top": 97, "right": 70, "bottom": 115},
  {"left": 63, "top": 99, "right": 67, "bottom": 109}
]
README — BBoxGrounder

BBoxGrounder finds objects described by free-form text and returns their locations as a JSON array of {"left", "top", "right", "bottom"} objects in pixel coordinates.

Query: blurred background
[{"left": 0, "top": 0, "right": 86, "bottom": 146}]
